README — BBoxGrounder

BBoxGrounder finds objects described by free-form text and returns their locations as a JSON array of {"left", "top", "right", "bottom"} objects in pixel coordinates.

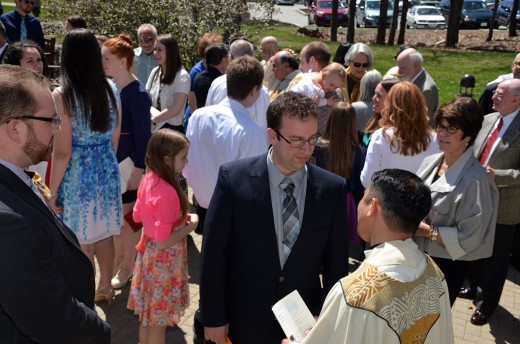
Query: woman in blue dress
[
  {"left": 101, "top": 34, "right": 152, "bottom": 290},
  {"left": 49, "top": 29, "right": 122, "bottom": 304}
]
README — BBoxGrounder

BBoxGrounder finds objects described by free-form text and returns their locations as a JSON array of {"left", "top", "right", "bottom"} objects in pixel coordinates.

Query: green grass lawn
[
  {"left": 243, "top": 22, "right": 515, "bottom": 106},
  {"left": 2, "top": 4, "right": 15, "bottom": 13}
]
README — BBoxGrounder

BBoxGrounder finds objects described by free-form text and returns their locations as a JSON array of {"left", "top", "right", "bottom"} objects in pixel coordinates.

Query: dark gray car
[{"left": 438, "top": 0, "right": 493, "bottom": 29}]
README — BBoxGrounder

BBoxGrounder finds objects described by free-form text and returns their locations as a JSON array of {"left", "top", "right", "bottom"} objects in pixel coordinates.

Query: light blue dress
[{"left": 57, "top": 81, "right": 123, "bottom": 244}]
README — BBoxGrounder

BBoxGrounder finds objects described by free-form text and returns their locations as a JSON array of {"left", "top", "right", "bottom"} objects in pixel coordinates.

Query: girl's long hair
[
  {"left": 157, "top": 34, "right": 183, "bottom": 85},
  {"left": 379, "top": 81, "right": 431, "bottom": 156},
  {"left": 60, "top": 29, "right": 116, "bottom": 132},
  {"left": 322, "top": 103, "right": 359, "bottom": 179},
  {"left": 145, "top": 130, "right": 190, "bottom": 221}
]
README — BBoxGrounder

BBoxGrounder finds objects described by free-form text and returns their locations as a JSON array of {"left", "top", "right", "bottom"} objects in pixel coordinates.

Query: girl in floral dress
[{"left": 127, "top": 130, "right": 198, "bottom": 344}]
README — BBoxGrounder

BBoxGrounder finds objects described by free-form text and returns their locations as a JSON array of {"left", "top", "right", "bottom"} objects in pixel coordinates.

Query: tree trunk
[
  {"left": 446, "top": 0, "right": 463, "bottom": 48},
  {"left": 509, "top": 0, "right": 519, "bottom": 37},
  {"left": 331, "top": 0, "right": 338, "bottom": 41},
  {"left": 397, "top": 0, "right": 409, "bottom": 45},
  {"left": 387, "top": 0, "right": 400, "bottom": 45},
  {"left": 487, "top": 0, "right": 500, "bottom": 41},
  {"left": 347, "top": 0, "right": 356, "bottom": 43},
  {"left": 376, "top": 0, "right": 388, "bottom": 44}
]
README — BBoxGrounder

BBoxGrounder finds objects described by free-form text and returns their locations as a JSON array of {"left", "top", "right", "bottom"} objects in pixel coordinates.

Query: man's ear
[
  {"left": 366, "top": 198, "right": 379, "bottom": 217},
  {"left": 6, "top": 119, "right": 24, "bottom": 144},
  {"left": 267, "top": 128, "right": 277, "bottom": 145}
]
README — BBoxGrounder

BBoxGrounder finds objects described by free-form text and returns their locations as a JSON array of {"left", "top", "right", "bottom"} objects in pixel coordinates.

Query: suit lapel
[
  {"left": 0, "top": 164, "right": 82, "bottom": 250},
  {"left": 474, "top": 112, "right": 499, "bottom": 157},
  {"left": 489, "top": 109, "right": 520, "bottom": 163},
  {"left": 413, "top": 70, "right": 426, "bottom": 87},
  {"left": 250, "top": 156, "right": 280, "bottom": 271}
]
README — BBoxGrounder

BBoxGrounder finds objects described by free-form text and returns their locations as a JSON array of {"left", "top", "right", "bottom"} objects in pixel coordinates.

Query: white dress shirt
[
  {"left": 205, "top": 74, "right": 269, "bottom": 131},
  {"left": 183, "top": 98, "right": 269, "bottom": 208}
]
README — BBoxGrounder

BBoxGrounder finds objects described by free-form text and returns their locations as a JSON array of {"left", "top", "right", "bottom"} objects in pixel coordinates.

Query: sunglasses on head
[
  {"left": 352, "top": 62, "right": 369, "bottom": 68},
  {"left": 139, "top": 36, "right": 155, "bottom": 43}
]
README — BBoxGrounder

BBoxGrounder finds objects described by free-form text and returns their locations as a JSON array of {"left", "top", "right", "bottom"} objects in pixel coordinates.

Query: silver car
[
  {"left": 406, "top": 5, "right": 446, "bottom": 29},
  {"left": 355, "top": 0, "right": 394, "bottom": 28}
]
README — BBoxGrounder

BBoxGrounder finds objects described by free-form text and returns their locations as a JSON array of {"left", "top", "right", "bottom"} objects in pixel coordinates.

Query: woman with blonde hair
[{"left": 360, "top": 81, "right": 439, "bottom": 187}]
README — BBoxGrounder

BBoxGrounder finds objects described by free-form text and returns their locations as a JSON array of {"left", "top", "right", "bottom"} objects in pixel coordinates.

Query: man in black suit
[
  {"left": 201, "top": 92, "right": 349, "bottom": 344},
  {"left": 0, "top": 65, "right": 111, "bottom": 343}
]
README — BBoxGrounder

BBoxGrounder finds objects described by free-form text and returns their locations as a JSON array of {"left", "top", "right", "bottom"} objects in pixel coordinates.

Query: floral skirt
[{"left": 127, "top": 236, "right": 189, "bottom": 327}]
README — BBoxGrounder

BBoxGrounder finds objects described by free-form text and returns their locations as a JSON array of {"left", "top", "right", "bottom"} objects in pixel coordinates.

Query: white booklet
[
  {"left": 151, "top": 106, "right": 166, "bottom": 132},
  {"left": 118, "top": 157, "right": 134, "bottom": 195},
  {"left": 272, "top": 290, "right": 316, "bottom": 342}
]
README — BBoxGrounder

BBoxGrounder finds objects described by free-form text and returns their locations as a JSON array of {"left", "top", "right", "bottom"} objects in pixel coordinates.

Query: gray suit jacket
[
  {"left": 414, "top": 69, "right": 439, "bottom": 124},
  {"left": 416, "top": 149, "right": 499, "bottom": 261},
  {"left": 473, "top": 110, "right": 520, "bottom": 224}
]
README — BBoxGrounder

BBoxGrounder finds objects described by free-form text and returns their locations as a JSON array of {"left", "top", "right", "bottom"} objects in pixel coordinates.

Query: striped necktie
[
  {"left": 280, "top": 177, "right": 300, "bottom": 261},
  {"left": 20, "top": 16, "right": 27, "bottom": 41}
]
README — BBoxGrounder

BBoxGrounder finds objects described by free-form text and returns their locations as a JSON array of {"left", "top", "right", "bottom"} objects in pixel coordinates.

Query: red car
[{"left": 309, "top": 0, "right": 349, "bottom": 27}]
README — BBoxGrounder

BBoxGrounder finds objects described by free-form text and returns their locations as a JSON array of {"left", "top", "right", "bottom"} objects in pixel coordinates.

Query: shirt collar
[
  {"left": 267, "top": 147, "right": 307, "bottom": 192},
  {"left": 0, "top": 158, "right": 32, "bottom": 185}
]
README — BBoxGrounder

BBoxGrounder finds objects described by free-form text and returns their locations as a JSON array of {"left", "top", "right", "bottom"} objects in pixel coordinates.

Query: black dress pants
[{"left": 472, "top": 223, "right": 517, "bottom": 315}]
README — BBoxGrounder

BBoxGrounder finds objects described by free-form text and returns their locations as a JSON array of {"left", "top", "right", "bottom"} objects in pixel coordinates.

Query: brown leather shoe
[
  {"left": 458, "top": 287, "right": 476, "bottom": 300},
  {"left": 470, "top": 310, "right": 490, "bottom": 326}
]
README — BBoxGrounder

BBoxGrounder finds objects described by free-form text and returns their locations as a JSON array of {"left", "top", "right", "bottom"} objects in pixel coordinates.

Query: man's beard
[{"left": 22, "top": 125, "right": 52, "bottom": 165}]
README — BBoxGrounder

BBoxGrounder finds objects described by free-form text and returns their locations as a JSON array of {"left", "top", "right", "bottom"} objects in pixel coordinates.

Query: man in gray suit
[
  {"left": 397, "top": 48, "right": 439, "bottom": 125},
  {"left": 469, "top": 78, "right": 520, "bottom": 325}
]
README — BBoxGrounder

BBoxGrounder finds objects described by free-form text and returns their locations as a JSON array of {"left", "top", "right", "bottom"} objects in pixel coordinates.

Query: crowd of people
[{"left": 0, "top": 1, "right": 520, "bottom": 342}]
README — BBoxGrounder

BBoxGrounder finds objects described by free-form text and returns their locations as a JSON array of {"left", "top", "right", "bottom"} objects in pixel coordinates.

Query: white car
[{"left": 406, "top": 5, "right": 446, "bottom": 29}]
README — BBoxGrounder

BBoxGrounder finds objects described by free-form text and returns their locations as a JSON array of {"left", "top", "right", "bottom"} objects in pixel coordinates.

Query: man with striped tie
[
  {"left": 200, "top": 91, "right": 349, "bottom": 344},
  {"left": 0, "top": 0, "right": 44, "bottom": 48}
]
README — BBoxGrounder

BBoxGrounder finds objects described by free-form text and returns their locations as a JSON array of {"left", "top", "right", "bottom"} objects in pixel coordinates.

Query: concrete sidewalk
[{"left": 96, "top": 232, "right": 520, "bottom": 344}]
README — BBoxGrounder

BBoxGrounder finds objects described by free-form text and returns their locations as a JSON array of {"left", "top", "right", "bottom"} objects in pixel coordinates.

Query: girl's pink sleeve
[
  {"left": 133, "top": 180, "right": 144, "bottom": 223},
  {"left": 150, "top": 181, "right": 181, "bottom": 242}
]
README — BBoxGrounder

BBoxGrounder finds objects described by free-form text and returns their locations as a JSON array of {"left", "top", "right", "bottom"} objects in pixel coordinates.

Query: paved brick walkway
[{"left": 96, "top": 232, "right": 520, "bottom": 344}]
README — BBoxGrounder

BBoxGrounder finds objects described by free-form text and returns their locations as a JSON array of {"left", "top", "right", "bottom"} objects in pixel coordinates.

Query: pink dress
[{"left": 127, "top": 172, "right": 189, "bottom": 327}]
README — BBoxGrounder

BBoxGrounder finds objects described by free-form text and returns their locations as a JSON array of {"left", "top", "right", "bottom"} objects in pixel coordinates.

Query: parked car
[
  {"left": 438, "top": 0, "right": 493, "bottom": 29},
  {"left": 484, "top": 0, "right": 495, "bottom": 9},
  {"left": 407, "top": 5, "right": 446, "bottom": 29},
  {"left": 309, "top": 0, "right": 349, "bottom": 27},
  {"left": 275, "top": 0, "right": 295, "bottom": 5},
  {"left": 496, "top": 0, "right": 520, "bottom": 27},
  {"left": 410, "top": 0, "right": 440, "bottom": 7},
  {"left": 355, "top": 0, "right": 394, "bottom": 28}
]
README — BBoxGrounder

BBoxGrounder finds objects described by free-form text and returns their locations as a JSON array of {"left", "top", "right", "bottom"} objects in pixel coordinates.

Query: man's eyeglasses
[
  {"left": 513, "top": 61, "right": 520, "bottom": 67},
  {"left": 273, "top": 129, "right": 320, "bottom": 148},
  {"left": 352, "top": 62, "right": 369, "bottom": 68},
  {"left": 23, "top": 0, "right": 35, "bottom": 4},
  {"left": 436, "top": 124, "right": 459, "bottom": 134},
  {"left": 16, "top": 115, "right": 62, "bottom": 128},
  {"left": 138, "top": 36, "right": 155, "bottom": 43}
]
